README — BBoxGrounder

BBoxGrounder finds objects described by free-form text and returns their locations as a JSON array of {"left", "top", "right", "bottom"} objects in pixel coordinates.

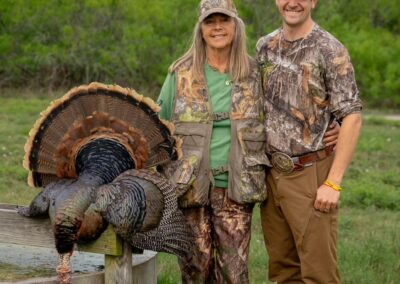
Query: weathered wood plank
[
  {"left": 0, "top": 205, "right": 54, "bottom": 247},
  {"left": 77, "top": 228, "right": 122, "bottom": 256},
  {"left": 105, "top": 241, "right": 133, "bottom": 283},
  {"left": 0, "top": 204, "right": 122, "bottom": 256}
]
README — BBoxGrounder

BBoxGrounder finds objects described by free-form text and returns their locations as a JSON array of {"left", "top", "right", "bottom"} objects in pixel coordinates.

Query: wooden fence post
[{"left": 105, "top": 240, "right": 133, "bottom": 283}]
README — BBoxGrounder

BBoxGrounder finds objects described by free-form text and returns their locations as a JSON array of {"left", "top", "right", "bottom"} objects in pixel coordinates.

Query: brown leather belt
[{"left": 269, "top": 145, "right": 335, "bottom": 173}]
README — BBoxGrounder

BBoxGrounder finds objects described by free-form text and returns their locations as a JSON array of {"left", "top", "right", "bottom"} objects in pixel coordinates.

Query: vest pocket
[
  {"left": 229, "top": 124, "right": 270, "bottom": 204},
  {"left": 162, "top": 123, "right": 211, "bottom": 208},
  {"left": 164, "top": 147, "right": 203, "bottom": 197}
]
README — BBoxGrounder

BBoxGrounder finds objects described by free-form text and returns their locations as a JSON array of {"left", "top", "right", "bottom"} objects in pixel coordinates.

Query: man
[{"left": 256, "top": 0, "right": 362, "bottom": 283}]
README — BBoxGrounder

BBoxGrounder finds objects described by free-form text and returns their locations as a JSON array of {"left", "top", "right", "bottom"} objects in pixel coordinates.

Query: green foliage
[
  {"left": 313, "top": 0, "right": 400, "bottom": 108},
  {"left": 0, "top": 0, "right": 199, "bottom": 97},
  {"left": 0, "top": 0, "right": 399, "bottom": 104}
]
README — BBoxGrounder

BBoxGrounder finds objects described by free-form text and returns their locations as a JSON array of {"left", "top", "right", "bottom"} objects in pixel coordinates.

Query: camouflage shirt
[{"left": 257, "top": 25, "right": 362, "bottom": 156}]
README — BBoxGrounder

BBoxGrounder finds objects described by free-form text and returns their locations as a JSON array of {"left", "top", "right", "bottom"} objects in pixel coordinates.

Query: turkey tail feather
[{"left": 23, "top": 82, "right": 180, "bottom": 187}]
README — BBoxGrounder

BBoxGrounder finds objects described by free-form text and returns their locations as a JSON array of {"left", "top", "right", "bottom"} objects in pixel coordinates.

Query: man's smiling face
[{"left": 275, "top": 0, "right": 316, "bottom": 28}]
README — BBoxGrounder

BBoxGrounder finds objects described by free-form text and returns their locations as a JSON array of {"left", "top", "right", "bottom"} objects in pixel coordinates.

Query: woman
[
  {"left": 158, "top": 1, "right": 264, "bottom": 282},
  {"left": 157, "top": 0, "right": 338, "bottom": 283}
]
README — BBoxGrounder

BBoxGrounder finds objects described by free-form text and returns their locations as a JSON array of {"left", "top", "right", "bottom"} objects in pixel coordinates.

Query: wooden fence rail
[{"left": 0, "top": 204, "right": 157, "bottom": 284}]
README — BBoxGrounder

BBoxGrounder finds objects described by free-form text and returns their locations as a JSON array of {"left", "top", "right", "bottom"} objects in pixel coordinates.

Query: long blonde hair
[{"left": 169, "top": 16, "right": 251, "bottom": 82}]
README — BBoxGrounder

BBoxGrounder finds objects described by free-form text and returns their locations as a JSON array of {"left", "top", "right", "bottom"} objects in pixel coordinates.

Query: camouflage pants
[{"left": 178, "top": 187, "right": 254, "bottom": 284}]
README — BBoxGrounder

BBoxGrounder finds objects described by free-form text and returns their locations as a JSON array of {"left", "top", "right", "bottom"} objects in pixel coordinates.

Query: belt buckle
[{"left": 271, "top": 152, "right": 294, "bottom": 173}]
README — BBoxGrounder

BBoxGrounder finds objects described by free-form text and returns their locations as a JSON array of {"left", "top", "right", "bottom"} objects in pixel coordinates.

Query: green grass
[
  {"left": 342, "top": 116, "right": 400, "bottom": 210},
  {"left": 339, "top": 208, "right": 400, "bottom": 284},
  {"left": 0, "top": 96, "right": 50, "bottom": 204},
  {"left": 0, "top": 95, "right": 399, "bottom": 282}
]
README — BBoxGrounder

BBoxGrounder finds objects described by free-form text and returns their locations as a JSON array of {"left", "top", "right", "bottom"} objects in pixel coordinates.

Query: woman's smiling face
[{"left": 201, "top": 13, "right": 236, "bottom": 52}]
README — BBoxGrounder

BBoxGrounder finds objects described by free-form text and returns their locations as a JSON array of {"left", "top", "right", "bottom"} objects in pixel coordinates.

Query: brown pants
[
  {"left": 178, "top": 187, "right": 254, "bottom": 284},
  {"left": 260, "top": 155, "right": 340, "bottom": 284}
]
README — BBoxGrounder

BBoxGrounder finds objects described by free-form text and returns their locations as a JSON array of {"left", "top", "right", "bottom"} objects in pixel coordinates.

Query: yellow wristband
[{"left": 324, "top": 180, "right": 342, "bottom": 191}]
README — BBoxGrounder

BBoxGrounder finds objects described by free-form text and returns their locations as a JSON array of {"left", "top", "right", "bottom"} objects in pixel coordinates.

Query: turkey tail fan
[
  {"left": 94, "top": 169, "right": 193, "bottom": 258},
  {"left": 23, "top": 82, "right": 181, "bottom": 187}
]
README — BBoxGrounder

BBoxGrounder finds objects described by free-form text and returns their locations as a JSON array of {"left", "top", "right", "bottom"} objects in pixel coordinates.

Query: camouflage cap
[{"left": 198, "top": 0, "right": 238, "bottom": 23}]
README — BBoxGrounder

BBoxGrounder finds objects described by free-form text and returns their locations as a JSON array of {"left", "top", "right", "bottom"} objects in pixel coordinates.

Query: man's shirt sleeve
[{"left": 325, "top": 46, "right": 363, "bottom": 121}]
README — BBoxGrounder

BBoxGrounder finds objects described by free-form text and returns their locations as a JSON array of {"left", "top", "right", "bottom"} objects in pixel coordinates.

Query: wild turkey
[{"left": 17, "top": 82, "right": 191, "bottom": 283}]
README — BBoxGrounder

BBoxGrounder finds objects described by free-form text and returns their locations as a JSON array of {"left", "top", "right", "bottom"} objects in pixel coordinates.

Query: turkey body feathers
[
  {"left": 18, "top": 180, "right": 73, "bottom": 218},
  {"left": 96, "top": 180, "right": 146, "bottom": 236},
  {"left": 75, "top": 138, "right": 135, "bottom": 185},
  {"left": 118, "top": 170, "right": 193, "bottom": 257}
]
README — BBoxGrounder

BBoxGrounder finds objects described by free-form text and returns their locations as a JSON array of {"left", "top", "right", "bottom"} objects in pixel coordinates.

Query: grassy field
[
  {"left": 157, "top": 207, "right": 400, "bottom": 284},
  {"left": 0, "top": 93, "right": 399, "bottom": 283}
]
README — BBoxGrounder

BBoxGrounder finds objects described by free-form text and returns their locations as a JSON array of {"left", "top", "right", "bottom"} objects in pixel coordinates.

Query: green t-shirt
[{"left": 157, "top": 63, "right": 232, "bottom": 188}]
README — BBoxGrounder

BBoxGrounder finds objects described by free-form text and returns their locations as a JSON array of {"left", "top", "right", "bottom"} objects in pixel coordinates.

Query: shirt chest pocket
[{"left": 301, "top": 62, "right": 328, "bottom": 109}]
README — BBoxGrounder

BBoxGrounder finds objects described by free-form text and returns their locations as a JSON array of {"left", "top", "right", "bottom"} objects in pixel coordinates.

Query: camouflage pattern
[
  {"left": 173, "top": 66, "right": 212, "bottom": 123},
  {"left": 178, "top": 187, "right": 253, "bottom": 284},
  {"left": 198, "top": 0, "right": 238, "bottom": 22},
  {"left": 166, "top": 60, "right": 268, "bottom": 206},
  {"left": 257, "top": 25, "right": 362, "bottom": 156},
  {"left": 230, "top": 75, "right": 264, "bottom": 120},
  {"left": 172, "top": 61, "right": 263, "bottom": 123}
]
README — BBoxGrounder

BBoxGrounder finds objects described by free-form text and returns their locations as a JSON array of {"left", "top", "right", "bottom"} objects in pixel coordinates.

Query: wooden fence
[{"left": 0, "top": 204, "right": 157, "bottom": 283}]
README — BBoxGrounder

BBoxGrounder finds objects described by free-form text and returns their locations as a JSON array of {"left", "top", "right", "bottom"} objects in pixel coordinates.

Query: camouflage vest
[{"left": 163, "top": 60, "right": 270, "bottom": 207}]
